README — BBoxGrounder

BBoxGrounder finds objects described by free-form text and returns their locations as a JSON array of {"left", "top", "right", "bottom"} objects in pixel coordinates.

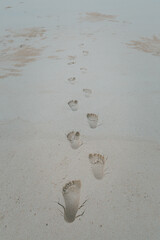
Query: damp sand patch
[
  {"left": 48, "top": 55, "right": 61, "bottom": 60},
  {"left": 0, "top": 27, "right": 47, "bottom": 79},
  {"left": 0, "top": 45, "right": 44, "bottom": 78},
  {"left": 8, "top": 27, "right": 46, "bottom": 38},
  {"left": 126, "top": 35, "right": 160, "bottom": 56},
  {"left": 80, "top": 12, "right": 118, "bottom": 22},
  {"left": 0, "top": 67, "right": 21, "bottom": 79},
  {"left": 56, "top": 49, "right": 65, "bottom": 52}
]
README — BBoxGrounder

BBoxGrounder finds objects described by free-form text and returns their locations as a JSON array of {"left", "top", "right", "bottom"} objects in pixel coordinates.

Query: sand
[
  {"left": 0, "top": 27, "right": 46, "bottom": 79},
  {"left": 80, "top": 12, "right": 118, "bottom": 22},
  {"left": 126, "top": 35, "right": 160, "bottom": 56},
  {"left": 0, "top": 0, "right": 160, "bottom": 239}
]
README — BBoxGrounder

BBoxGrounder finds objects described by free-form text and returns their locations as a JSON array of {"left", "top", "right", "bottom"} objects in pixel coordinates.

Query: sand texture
[{"left": 0, "top": 0, "right": 160, "bottom": 240}]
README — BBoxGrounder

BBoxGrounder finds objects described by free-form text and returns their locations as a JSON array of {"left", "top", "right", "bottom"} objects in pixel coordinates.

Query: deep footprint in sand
[
  {"left": 58, "top": 180, "right": 86, "bottom": 223},
  {"left": 68, "top": 100, "right": 79, "bottom": 111},
  {"left": 89, "top": 153, "right": 106, "bottom": 180},
  {"left": 67, "top": 77, "right": 76, "bottom": 84},
  {"left": 87, "top": 113, "right": 98, "bottom": 129},
  {"left": 83, "top": 88, "right": 92, "bottom": 97},
  {"left": 66, "top": 131, "right": 83, "bottom": 149}
]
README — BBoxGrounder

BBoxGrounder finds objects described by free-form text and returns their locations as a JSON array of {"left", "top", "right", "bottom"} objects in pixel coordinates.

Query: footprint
[
  {"left": 79, "top": 43, "right": 84, "bottom": 47},
  {"left": 68, "top": 100, "right": 78, "bottom": 111},
  {"left": 67, "top": 77, "right": 76, "bottom": 84},
  {"left": 68, "top": 61, "right": 76, "bottom": 65},
  {"left": 58, "top": 180, "right": 86, "bottom": 223},
  {"left": 66, "top": 131, "right": 83, "bottom": 149},
  {"left": 82, "top": 50, "right": 89, "bottom": 56},
  {"left": 80, "top": 67, "right": 87, "bottom": 73},
  {"left": 89, "top": 154, "right": 106, "bottom": 180},
  {"left": 66, "top": 131, "right": 75, "bottom": 142},
  {"left": 83, "top": 88, "right": 92, "bottom": 97},
  {"left": 87, "top": 113, "right": 98, "bottom": 129},
  {"left": 68, "top": 55, "right": 76, "bottom": 60}
]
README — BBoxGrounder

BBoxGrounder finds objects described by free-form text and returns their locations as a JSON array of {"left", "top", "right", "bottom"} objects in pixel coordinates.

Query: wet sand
[
  {"left": 126, "top": 35, "right": 160, "bottom": 56},
  {"left": 0, "top": 27, "right": 46, "bottom": 79}
]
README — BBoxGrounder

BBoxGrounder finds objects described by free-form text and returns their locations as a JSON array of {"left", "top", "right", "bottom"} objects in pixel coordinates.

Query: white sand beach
[{"left": 0, "top": 0, "right": 160, "bottom": 239}]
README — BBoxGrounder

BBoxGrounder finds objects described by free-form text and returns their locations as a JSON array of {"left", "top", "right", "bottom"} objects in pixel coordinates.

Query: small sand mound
[{"left": 8, "top": 27, "right": 46, "bottom": 38}]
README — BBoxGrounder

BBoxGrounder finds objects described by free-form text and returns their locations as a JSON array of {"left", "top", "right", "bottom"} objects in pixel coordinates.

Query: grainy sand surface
[{"left": 0, "top": 0, "right": 160, "bottom": 239}]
